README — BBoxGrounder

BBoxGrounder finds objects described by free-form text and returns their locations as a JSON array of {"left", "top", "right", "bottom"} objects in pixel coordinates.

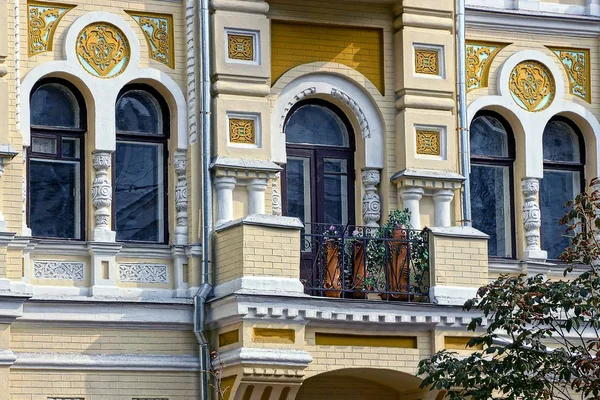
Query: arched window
[
  {"left": 469, "top": 111, "right": 515, "bottom": 258},
  {"left": 114, "top": 85, "right": 169, "bottom": 243},
  {"left": 28, "top": 79, "right": 86, "bottom": 239},
  {"left": 541, "top": 117, "right": 585, "bottom": 259},
  {"left": 283, "top": 100, "right": 355, "bottom": 226}
]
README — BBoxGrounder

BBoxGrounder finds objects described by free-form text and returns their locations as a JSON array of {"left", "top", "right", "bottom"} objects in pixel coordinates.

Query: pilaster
[
  {"left": 174, "top": 150, "right": 189, "bottom": 245},
  {"left": 393, "top": 0, "right": 457, "bottom": 174},
  {"left": 88, "top": 242, "right": 122, "bottom": 297}
]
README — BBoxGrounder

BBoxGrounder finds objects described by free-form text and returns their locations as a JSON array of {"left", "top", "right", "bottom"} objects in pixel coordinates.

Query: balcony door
[{"left": 282, "top": 100, "right": 355, "bottom": 286}]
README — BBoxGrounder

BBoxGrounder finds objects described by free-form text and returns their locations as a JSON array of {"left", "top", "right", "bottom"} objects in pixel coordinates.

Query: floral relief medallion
[
  {"left": 76, "top": 22, "right": 130, "bottom": 78},
  {"left": 509, "top": 60, "right": 555, "bottom": 112}
]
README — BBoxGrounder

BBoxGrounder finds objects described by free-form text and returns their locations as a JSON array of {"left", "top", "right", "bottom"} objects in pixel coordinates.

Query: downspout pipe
[
  {"left": 193, "top": 0, "right": 213, "bottom": 399},
  {"left": 457, "top": 0, "right": 472, "bottom": 227}
]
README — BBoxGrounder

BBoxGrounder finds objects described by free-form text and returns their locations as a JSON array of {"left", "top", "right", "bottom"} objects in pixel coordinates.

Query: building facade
[{"left": 0, "top": 0, "right": 597, "bottom": 399}]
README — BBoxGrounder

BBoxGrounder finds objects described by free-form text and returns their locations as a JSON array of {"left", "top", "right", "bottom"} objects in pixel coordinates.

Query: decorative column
[
  {"left": 91, "top": 151, "right": 115, "bottom": 242},
  {"left": 173, "top": 150, "right": 188, "bottom": 245},
  {"left": 247, "top": 178, "right": 268, "bottom": 215},
  {"left": 522, "top": 178, "right": 546, "bottom": 260},
  {"left": 214, "top": 176, "right": 236, "bottom": 225},
  {"left": 588, "top": 0, "right": 600, "bottom": 16},
  {"left": 361, "top": 169, "right": 381, "bottom": 227},
  {"left": 433, "top": 189, "right": 454, "bottom": 227},
  {"left": 400, "top": 187, "right": 424, "bottom": 229}
]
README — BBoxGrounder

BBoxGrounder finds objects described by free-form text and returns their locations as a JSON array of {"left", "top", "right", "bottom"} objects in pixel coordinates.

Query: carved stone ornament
[
  {"left": 522, "top": 178, "right": 542, "bottom": 251},
  {"left": 76, "top": 22, "right": 130, "bottom": 78},
  {"left": 229, "top": 118, "right": 255, "bottom": 144},
  {"left": 92, "top": 151, "right": 112, "bottom": 229},
  {"left": 362, "top": 169, "right": 381, "bottom": 227},
  {"left": 466, "top": 41, "right": 507, "bottom": 92},
  {"left": 127, "top": 11, "right": 174, "bottom": 69},
  {"left": 548, "top": 47, "right": 590, "bottom": 103},
  {"left": 118, "top": 263, "right": 168, "bottom": 284},
  {"left": 272, "top": 174, "right": 282, "bottom": 217},
  {"left": 28, "top": 1, "right": 75, "bottom": 56},
  {"left": 509, "top": 60, "right": 555, "bottom": 112},
  {"left": 279, "top": 87, "right": 316, "bottom": 133},
  {"left": 34, "top": 261, "right": 84, "bottom": 281},
  {"left": 174, "top": 150, "right": 188, "bottom": 245},
  {"left": 330, "top": 88, "right": 370, "bottom": 138}
]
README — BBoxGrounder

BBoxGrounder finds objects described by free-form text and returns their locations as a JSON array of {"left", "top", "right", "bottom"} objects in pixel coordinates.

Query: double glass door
[{"left": 284, "top": 147, "right": 354, "bottom": 286}]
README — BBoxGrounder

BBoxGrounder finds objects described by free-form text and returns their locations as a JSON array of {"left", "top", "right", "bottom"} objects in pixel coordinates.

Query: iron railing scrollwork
[{"left": 300, "top": 223, "right": 430, "bottom": 302}]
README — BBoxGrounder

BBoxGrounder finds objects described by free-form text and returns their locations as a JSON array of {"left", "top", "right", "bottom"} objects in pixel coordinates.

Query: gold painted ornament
[
  {"left": 127, "top": 11, "right": 175, "bottom": 68},
  {"left": 28, "top": 1, "right": 75, "bottom": 56},
  {"left": 416, "top": 130, "right": 441, "bottom": 156},
  {"left": 76, "top": 22, "right": 130, "bottom": 78},
  {"left": 509, "top": 60, "right": 555, "bottom": 112},
  {"left": 229, "top": 118, "right": 255, "bottom": 144}
]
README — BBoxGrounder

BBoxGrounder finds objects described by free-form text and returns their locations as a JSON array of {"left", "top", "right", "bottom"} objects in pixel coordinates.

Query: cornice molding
[{"left": 466, "top": 7, "right": 600, "bottom": 38}]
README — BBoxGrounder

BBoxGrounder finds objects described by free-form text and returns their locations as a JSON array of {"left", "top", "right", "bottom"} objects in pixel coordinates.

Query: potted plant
[{"left": 322, "top": 225, "right": 343, "bottom": 297}]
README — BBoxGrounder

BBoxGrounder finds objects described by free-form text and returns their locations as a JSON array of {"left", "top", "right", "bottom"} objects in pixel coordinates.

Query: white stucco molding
[
  {"left": 271, "top": 71, "right": 385, "bottom": 168},
  {"left": 468, "top": 49, "right": 600, "bottom": 178},
  {"left": 13, "top": 353, "right": 200, "bottom": 371},
  {"left": 20, "top": 11, "right": 188, "bottom": 150}
]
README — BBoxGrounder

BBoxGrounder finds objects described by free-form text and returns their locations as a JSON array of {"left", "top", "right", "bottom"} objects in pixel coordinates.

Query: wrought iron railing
[{"left": 300, "top": 223, "right": 430, "bottom": 302}]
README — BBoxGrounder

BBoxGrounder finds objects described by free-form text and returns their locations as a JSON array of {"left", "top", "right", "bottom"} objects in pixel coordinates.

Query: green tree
[{"left": 418, "top": 179, "right": 600, "bottom": 400}]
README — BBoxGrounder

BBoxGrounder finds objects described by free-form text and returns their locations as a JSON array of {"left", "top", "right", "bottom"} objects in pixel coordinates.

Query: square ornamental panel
[
  {"left": 416, "top": 127, "right": 445, "bottom": 159},
  {"left": 227, "top": 113, "right": 261, "bottom": 147},
  {"left": 226, "top": 29, "right": 259, "bottom": 64},
  {"left": 414, "top": 44, "right": 443, "bottom": 77}
]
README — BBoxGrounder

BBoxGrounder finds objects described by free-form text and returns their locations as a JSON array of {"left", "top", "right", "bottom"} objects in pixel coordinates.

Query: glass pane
[
  {"left": 31, "top": 83, "right": 80, "bottom": 128},
  {"left": 470, "top": 164, "right": 512, "bottom": 257},
  {"left": 323, "top": 158, "right": 349, "bottom": 225},
  {"left": 115, "top": 142, "right": 164, "bottom": 242},
  {"left": 30, "top": 159, "right": 80, "bottom": 239},
  {"left": 541, "top": 170, "right": 580, "bottom": 259},
  {"left": 61, "top": 138, "right": 80, "bottom": 158},
  {"left": 470, "top": 115, "right": 509, "bottom": 157},
  {"left": 324, "top": 158, "right": 347, "bottom": 174},
  {"left": 286, "top": 157, "right": 311, "bottom": 225},
  {"left": 31, "top": 136, "right": 57, "bottom": 155},
  {"left": 543, "top": 120, "right": 580, "bottom": 163},
  {"left": 285, "top": 104, "right": 349, "bottom": 147},
  {"left": 116, "top": 90, "right": 162, "bottom": 135}
]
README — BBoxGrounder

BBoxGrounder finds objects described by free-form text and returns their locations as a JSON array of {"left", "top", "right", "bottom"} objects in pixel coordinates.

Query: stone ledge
[{"left": 215, "top": 214, "right": 303, "bottom": 232}]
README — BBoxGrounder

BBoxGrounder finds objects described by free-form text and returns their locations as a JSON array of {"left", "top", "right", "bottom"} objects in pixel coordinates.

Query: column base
[
  {"left": 93, "top": 228, "right": 116, "bottom": 242},
  {"left": 524, "top": 249, "right": 547, "bottom": 262}
]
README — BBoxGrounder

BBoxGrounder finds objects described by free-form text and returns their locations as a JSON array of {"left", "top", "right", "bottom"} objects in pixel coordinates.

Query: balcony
[{"left": 300, "top": 223, "right": 430, "bottom": 302}]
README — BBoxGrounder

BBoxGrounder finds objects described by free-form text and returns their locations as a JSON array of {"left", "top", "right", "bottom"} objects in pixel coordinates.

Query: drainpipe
[
  {"left": 457, "top": 0, "right": 472, "bottom": 227},
  {"left": 193, "top": 0, "right": 214, "bottom": 399}
]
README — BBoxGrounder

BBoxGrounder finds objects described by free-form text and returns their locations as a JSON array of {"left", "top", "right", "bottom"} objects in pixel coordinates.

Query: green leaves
[{"left": 418, "top": 178, "right": 600, "bottom": 400}]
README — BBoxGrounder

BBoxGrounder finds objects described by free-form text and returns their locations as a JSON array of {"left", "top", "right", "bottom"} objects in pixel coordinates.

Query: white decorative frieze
[
  {"left": 118, "top": 263, "right": 168, "bottom": 284},
  {"left": 361, "top": 169, "right": 381, "bottom": 227},
  {"left": 173, "top": 150, "right": 188, "bottom": 245},
  {"left": 278, "top": 87, "right": 316, "bottom": 132},
  {"left": 331, "top": 88, "right": 370, "bottom": 138},
  {"left": 33, "top": 261, "right": 84, "bottom": 281}
]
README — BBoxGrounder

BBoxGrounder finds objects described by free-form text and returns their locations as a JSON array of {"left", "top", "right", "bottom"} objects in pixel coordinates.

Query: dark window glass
[
  {"left": 285, "top": 104, "right": 349, "bottom": 147},
  {"left": 541, "top": 170, "right": 580, "bottom": 259},
  {"left": 543, "top": 120, "right": 580, "bottom": 163},
  {"left": 541, "top": 118, "right": 584, "bottom": 260},
  {"left": 31, "top": 83, "right": 81, "bottom": 128},
  {"left": 469, "top": 112, "right": 515, "bottom": 258},
  {"left": 28, "top": 80, "right": 85, "bottom": 239},
  {"left": 116, "top": 90, "right": 162, "bottom": 135},
  {"left": 115, "top": 87, "right": 168, "bottom": 243},
  {"left": 115, "top": 142, "right": 164, "bottom": 242}
]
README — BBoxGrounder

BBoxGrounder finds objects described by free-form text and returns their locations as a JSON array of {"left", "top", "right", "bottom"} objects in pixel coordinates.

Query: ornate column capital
[
  {"left": 522, "top": 177, "right": 547, "bottom": 261},
  {"left": 361, "top": 168, "right": 381, "bottom": 228},
  {"left": 91, "top": 150, "right": 115, "bottom": 242}
]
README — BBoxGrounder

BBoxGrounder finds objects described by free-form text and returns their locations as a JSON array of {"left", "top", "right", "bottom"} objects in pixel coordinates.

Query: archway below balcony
[{"left": 296, "top": 368, "right": 442, "bottom": 400}]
